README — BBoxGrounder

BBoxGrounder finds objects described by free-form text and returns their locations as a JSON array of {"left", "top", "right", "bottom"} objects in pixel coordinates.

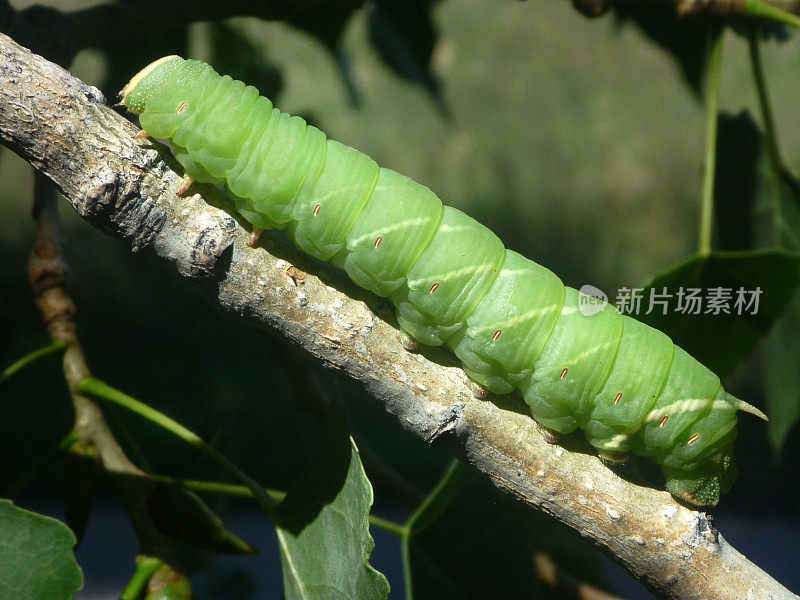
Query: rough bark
[{"left": 0, "top": 33, "right": 796, "bottom": 600}]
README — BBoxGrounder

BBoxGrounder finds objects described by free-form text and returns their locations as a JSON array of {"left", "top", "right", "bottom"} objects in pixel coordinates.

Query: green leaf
[
  {"left": 0, "top": 500, "right": 83, "bottom": 600},
  {"left": 275, "top": 402, "right": 389, "bottom": 600},
  {"left": 638, "top": 250, "right": 800, "bottom": 376}
]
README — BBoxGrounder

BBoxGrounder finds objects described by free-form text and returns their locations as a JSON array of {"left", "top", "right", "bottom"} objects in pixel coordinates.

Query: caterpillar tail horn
[{"left": 736, "top": 398, "right": 769, "bottom": 421}]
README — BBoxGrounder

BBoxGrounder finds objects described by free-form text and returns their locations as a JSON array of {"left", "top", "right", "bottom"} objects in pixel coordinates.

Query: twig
[
  {"left": 1, "top": 33, "right": 796, "bottom": 600},
  {"left": 26, "top": 170, "right": 179, "bottom": 566}
]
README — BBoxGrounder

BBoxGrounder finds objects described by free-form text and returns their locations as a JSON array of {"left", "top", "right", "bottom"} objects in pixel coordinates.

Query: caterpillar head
[{"left": 119, "top": 55, "right": 184, "bottom": 114}]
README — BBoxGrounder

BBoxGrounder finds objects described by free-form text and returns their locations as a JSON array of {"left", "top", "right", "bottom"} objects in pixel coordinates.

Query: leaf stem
[
  {"left": 76, "top": 376, "right": 280, "bottom": 520},
  {"left": 401, "top": 535, "right": 413, "bottom": 599},
  {"left": 148, "top": 475, "right": 261, "bottom": 499},
  {"left": 0, "top": 340, "right": 66, "bottom": 385},
  {"left": 400, "top": 460, "right": 478, "bottom": 598},
  {"left": 144, "top": 473, "right": 408, "bottom": 536},
  {"left": 699, "top": 29, "right": 724, "bottom": 257},
  {"left": 369, "top": 513, "right": 409, "bottom": 538},
  {"left": 405, "top": 460, "right": 476, "bottom": 537},
  {"left": 119, "top": 555, "right": 163, "bottom": 600},
  {"left": 744, "top": 0, "right": 800, "bottom": 29}
]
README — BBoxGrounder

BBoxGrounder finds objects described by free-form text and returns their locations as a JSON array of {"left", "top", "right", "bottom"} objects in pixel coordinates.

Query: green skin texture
[{"left": 123, "top": 56, "right": 745, "bottom": 508}]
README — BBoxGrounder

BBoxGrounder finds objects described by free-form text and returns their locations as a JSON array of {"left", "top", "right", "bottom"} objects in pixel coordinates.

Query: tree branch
[{"left": 0, "top": 33, "right": 796, "bottom": 600}]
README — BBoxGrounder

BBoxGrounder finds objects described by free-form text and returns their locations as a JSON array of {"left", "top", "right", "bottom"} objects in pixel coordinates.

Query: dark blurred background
[{"left": 2, "top": 0, "right": 800, "bottom": 598}]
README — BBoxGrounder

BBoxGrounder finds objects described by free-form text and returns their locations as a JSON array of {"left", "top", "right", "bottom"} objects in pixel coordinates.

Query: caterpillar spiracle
[{"left": 120, "top": 56, "right": 768, "bottom": 508}]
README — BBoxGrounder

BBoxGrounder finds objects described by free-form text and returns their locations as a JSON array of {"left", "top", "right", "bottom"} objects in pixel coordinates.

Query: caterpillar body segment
[
  {"left": 336, "top": 168, "right": 443, "bottom": 297},
  {"left": 176, "top": 76, "right": 261, "bottom": 180},
  {"left": 520, "top": 287, "right": 624, "bottom": 435},
  {"left": 390, "top": 206, "right": 506, "bottom": 346},
  {"left": 582, "top": 318, "right": 674, "bottom": 452},
  {"left": 121, "top": 56, "right": 767, "bottom": 508},
  {"left": 447, "top": 249, "right": 565, "bottom": 395},
  {"left": 232, "top": 109, "right": 328, "bottom": 228},
  {"left": 289, "top": 140, "right": 379, "bottom": 261}
]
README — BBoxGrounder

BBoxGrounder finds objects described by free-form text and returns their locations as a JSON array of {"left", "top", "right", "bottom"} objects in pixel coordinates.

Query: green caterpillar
[{"left": 120, "top": 56, "right": 767, "bottom": 508}]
